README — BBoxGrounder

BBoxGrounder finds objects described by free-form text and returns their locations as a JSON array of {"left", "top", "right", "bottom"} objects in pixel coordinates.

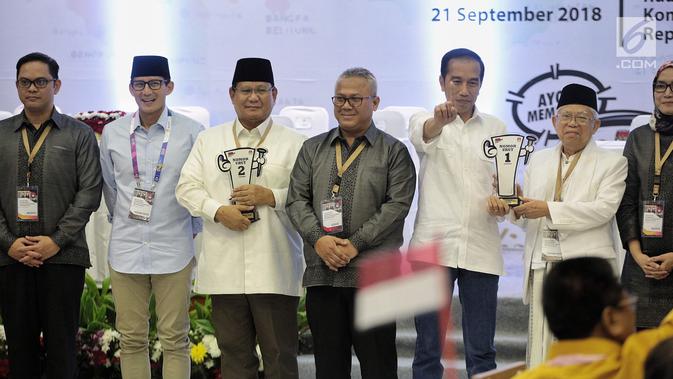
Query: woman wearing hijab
[{"left": 618, "top": 61, "right": 673, "bottom": 329}]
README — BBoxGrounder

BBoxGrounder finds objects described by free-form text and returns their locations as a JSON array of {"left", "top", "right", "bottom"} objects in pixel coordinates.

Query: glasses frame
[
  {"left": 234, "top": 86, "right": 275, "bottom": 97},
  {"left": 556, "top": 112, "right": 594, "bottom": 126},
  {"left": 17, "top": 77, "right": 56, "bottom": 89},
  {"left": 131, "top": 79, "right": 168, "bottom": 91},
  {"left": 654, "top": 81, "right": 673, "bottom": 94},
  {"left": 331, "top": 96, "right": 375, "bottom": 107}
]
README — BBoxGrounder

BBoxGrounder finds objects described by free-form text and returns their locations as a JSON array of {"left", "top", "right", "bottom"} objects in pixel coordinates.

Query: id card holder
[
  {"left": 129, "top": 188, "right": 155, "bottom": 222},
  {"left": 321, "top": 196, "right": 343, "bottom": 233},
  {"left": 642, "top": 200, "right": 664, "bottom": 238},
  {"left": 541, "top": 228, "right": 562, "bottom": 262},
  {"left": 17, "top": 186, "right": 39, "bottom": 222}
]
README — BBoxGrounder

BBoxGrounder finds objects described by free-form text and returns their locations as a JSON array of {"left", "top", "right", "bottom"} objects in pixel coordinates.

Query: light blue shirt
[{"left": 100, "top": 107, "right": 204, "bottom": 274}]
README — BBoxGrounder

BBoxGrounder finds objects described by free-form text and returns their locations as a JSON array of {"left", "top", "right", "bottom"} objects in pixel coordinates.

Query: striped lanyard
[
  {"left": 21, "top": 124, "right": 52, "bottom": 186},
  {"left": 130, "top": 112, "right": 172, "bottom": 190}
]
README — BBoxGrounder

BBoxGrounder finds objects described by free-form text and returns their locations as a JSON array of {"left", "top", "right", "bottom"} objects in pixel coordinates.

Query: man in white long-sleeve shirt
[
  {"left": 511, "top": 83, "right": 627, "bottom": 367},
  {"left": 408, "top": 48, "right": 509, "bottom": 378},
  {"left": 176, "top": 58, "right": 305, "bottom": 379}
]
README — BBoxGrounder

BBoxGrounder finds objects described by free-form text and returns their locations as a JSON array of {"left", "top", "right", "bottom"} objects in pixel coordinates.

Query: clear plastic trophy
[
  {"left": 482, "top": 134, "right": 536, "bottom": 206},
  {"left": 217, "top": 147, "right": 268, "bottom": 222}
]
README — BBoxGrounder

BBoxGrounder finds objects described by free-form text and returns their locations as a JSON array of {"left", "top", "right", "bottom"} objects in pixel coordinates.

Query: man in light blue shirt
[{"left": 99, "top": 55, "right": 203, "bottom": 379}]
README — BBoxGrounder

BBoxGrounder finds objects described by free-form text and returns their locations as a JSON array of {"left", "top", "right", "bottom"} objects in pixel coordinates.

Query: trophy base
[
  {"left": 241, "top": 208, "right": 260, "bottom": 223},
  {"left": 500, "top": 196, "right": 523, "bottom": 207}
]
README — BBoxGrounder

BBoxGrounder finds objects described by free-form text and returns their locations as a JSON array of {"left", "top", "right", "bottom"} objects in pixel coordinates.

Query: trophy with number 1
[{"left": 483, "top": 134, "right": 536, "bottom": 206}]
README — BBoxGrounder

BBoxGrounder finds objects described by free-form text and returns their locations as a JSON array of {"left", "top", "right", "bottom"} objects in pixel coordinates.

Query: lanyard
[
  {"left": 554, "top": 149, "right": 583, "bottom": 202},
  {"left": 653, "top": 132, "right": 673, "bottom": 199},
  {"left": 232, "top": 119, "right": 273, "bottom": 148},
  {"left": 130, "top": 113, "right": 172, "bottom": 190},
  {"left": 21, "top": 124, "right": 52, "bottom": 186},
  {"left": 332, "top": 141, "right": 366, "bottom": 195}
]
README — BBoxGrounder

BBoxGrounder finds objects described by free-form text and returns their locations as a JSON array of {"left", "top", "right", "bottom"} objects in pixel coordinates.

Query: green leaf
[{"left": 101, "top": 277, "right": 111, "bottom": 296}]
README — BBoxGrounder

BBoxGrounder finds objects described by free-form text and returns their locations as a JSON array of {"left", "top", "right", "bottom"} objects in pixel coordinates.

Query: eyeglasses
[
  {"left": 131, "top": 80, "right": 168, "bottom": 91},
  {"left": 331, "top": 96, "right": 375, "bottom": 107},
  {"left": 234, "top": 86, "right": 274, "bottom": 96},
  {"left": 557, "top": 112, "right": 594, "bottom": 125},
  {"left": 17, "top": 77, "right": 56, "bottom": 89},
  {"left": 654, "top": 81, "right": 673, "bottom": 93}
]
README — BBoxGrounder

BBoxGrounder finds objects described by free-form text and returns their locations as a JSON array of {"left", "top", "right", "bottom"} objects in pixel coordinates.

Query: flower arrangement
[
  {"left": 188, "top": 295, "right": 222, "bottom": 378},
  {"left": 73, "top": 110, "right": 126, "bottom": 135},
  {"left": 0, "top": 275, "right": 310, "bottom": 378},
  {"left": 0, "top": 275, "right": 223, "bottom": 379},
  {"left": 77, "top": 328, "right": 122, "bottom": 378}
]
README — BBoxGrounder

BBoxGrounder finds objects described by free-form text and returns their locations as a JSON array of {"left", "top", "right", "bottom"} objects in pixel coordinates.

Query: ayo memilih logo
[{"left": 506, "top": 64, "right": 648, "bottom": 146}]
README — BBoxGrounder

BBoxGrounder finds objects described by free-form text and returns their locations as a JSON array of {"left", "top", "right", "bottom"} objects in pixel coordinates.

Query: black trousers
[
  {"left": 306, "top": 286, "right": 397, "bottom": 379},
  {"left": 0, "top": 263, "right": 85, "bottom": 379}
]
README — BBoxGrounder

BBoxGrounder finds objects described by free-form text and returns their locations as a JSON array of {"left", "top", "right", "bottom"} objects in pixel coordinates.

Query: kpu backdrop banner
[{"left": 0, "top": 0, "right": 671, "bottom": 257}]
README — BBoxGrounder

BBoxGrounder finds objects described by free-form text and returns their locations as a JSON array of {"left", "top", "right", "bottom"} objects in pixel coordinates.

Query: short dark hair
[
  {"left": 543, "top": 257, "right": 623, "bottom": 340},
  {"left": 440, "top": 48, "right": 484, "bottom": 82},
  {"left": 645, "top": 338, "right": 673, "bottom": 379},
  {"left": 16, "top": 52, "right": 59, "bottom": 79}
]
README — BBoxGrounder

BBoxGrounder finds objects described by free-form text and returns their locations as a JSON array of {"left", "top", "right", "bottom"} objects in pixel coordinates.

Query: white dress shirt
[
  {"left": 409, "top": 109, "right": 507, "bottom": 275},
  {"left": 176, "top": 118, "right": 306, "bottom": 296}
]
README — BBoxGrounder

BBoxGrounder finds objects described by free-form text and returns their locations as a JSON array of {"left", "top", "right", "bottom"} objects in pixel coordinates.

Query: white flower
[
  {"left": 201, "top": 334, "right": 221, "bottom": 358},
  {"left": 100, "top": 329, "right": 119, "bottom": 353},
  {"left": 205, "top": 359, "right": 214, "bottom": 369},
  {"left": 0, "top": 325, "right": 5, "bottom": 341},
  {"left": 151, "top": 340, "right": 163, "bottom": 362}
]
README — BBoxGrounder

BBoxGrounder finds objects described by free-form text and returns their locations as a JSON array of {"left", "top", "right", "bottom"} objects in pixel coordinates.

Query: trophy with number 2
[{"left": 217, "top": 147, "right": 268, "bottom": 222}]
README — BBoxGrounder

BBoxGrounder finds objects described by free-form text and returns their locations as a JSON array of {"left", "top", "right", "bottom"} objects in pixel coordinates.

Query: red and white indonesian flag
[
  {"left": 354, "top": 243, "right": 449, "bottom": 330},
  {"left": 355, "top": 242, "right": 457, "bottom": 378}
]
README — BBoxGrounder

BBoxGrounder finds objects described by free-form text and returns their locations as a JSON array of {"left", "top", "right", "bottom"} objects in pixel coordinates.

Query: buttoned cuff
[
  {"left": 270, "top": 188, "right": 286, "bottom": 210},
  {"left": 350, "top": 234, "right": 367, "bottom": 253},
  {"left": 203, "top": 198, "right": 224, "bottom": 223},
  {"left": 1, "top": 236, "right": 17, "bottom": 255},
  {"left": 307, "top": 227, "right": 326, "bottom": 248},
  {"left": 51, "top": 229, "right": 68, "bottom": 249}
]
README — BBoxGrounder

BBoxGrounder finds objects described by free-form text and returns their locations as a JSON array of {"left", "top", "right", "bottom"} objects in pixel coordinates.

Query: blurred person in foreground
[{"left": 513, "top": 257, "right": 673, "bottom": 379}]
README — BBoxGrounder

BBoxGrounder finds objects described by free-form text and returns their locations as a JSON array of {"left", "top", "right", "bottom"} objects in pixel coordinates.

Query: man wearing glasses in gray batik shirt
[
  {"left": 0, "top": 52, "right": 102, "bottom": 378},
  {"left": 287, "top": 67, "right": 416, "bottom": 379}
]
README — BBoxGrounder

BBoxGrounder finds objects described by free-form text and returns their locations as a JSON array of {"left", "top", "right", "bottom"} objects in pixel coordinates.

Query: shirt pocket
[
  {"left": 43, "top": 146, "right": 77, "bottom": 186},
  {"left": 436, "top": 139, "right": 455, "bottom": 157},
  {"left": 259, "top": 163, "right": 291, "bottom": 189},
  {"left": 360, "top": 164, "right": 388, "bottom": 200}
]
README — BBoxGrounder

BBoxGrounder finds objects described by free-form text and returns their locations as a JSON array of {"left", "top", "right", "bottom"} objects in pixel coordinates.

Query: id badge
[
  {"left": 541, "top": 229, "right": 562, "bottom": 262},
  {"left": 321, "top": 196, "right": 343, "bottom": 233},
  {"left": 17, "top": 186, "right": 39, "bottom": 222},
  {"left": 642, "top": 200, "right": 664, "bottom": 238},
  {"left": 128, "top": 188, "right": 155, "bottom": 222}
]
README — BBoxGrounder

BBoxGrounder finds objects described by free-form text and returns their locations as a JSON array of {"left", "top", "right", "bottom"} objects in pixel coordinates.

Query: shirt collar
[
  {"left": 330, "top": 121, "right": 380, "bottom": 145},
  {"left": 458, "top": 106, "right": 483, "bottom": 125},
  {"left": 133, "top": 107, "right": 169, "bottom": 132},
  {"left": 234, "top": 117, "right": 271, "bottom": 138},
  {"left": 15, "top": 107, "right": 59, "bottom": 132}
]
